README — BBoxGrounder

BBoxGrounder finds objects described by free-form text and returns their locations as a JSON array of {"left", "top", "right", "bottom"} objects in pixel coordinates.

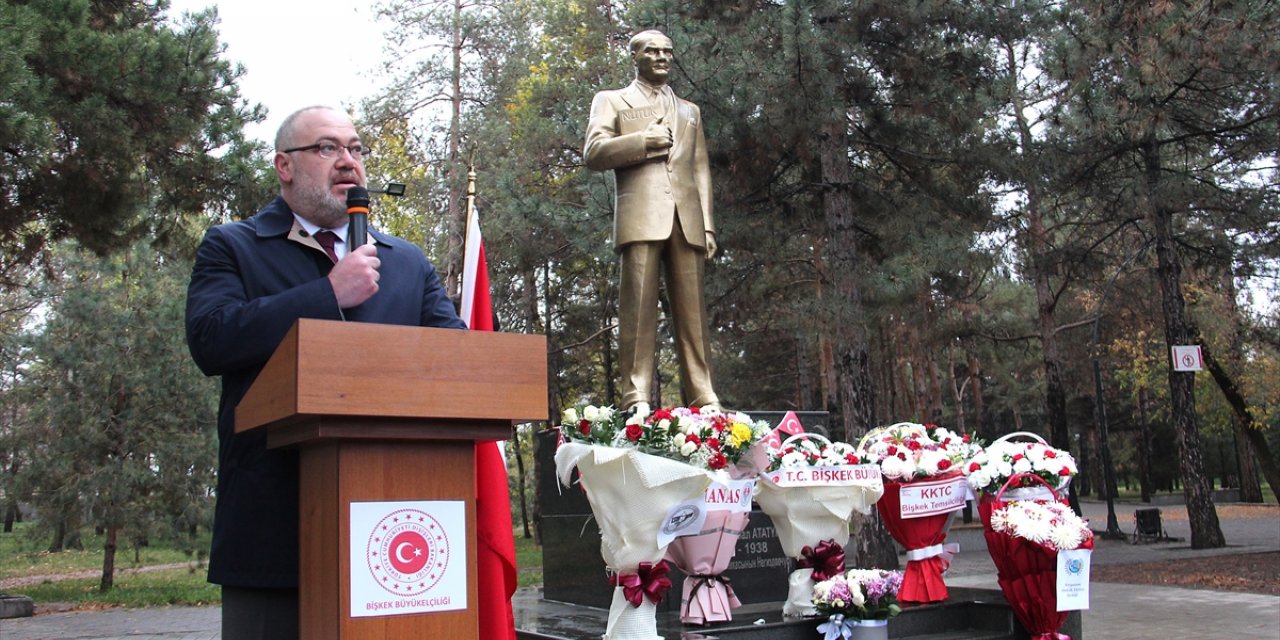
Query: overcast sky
[{"left": 165, "top": 0, "right": 389, "bottom": 144}]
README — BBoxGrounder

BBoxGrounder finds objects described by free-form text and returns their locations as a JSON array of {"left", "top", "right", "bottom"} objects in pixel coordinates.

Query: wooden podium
[{"left": 236, "top": 319, "right": 547, "bottom": 640}]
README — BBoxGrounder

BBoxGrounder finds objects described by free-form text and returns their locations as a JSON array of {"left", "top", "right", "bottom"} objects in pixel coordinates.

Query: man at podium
[{"left": 185, "top": 105, "right": 466, "bottom": 639}]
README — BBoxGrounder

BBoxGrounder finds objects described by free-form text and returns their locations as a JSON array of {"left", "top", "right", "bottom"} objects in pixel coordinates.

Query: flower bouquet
[
  {"left": 754, "top": 434, "right": 885, "bottom": 617},
  {"left": 963, "top": 432, "right": 1076, "bottom": 530},
  {"left": 812, "top": 569, "right": 903, "bottom": 640},
  {"left": 984, "top": 474, "right": 1094, "bottom": 640},
  {"left": 555, "top": 403, "right": 765, "bottom": 639},
  {"left": 857, "top": 422, "right": 981, "bottom": 603},
  {"left": 658, "top": 409, "right": 772, "bottom": 624}
]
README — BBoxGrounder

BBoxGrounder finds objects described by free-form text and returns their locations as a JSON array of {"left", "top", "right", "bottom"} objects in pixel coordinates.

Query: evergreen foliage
[{"left": 1, "top": 0, "right": 1278, "bottom": 584}]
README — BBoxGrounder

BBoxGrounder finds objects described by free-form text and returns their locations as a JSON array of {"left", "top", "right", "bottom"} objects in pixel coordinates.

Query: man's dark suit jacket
[{"left": 185, "top": 196, "right": 465, "bottom": 588}]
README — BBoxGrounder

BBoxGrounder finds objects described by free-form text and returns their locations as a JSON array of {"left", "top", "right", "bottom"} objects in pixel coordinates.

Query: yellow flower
[{"left": 728, "top": 422, "right": 753, "bottom": 448}]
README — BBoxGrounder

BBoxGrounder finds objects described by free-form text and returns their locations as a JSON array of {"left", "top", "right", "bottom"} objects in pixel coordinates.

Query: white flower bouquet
[
  {"left": 856, "top": 422, "right": 980, "bottom": 482},
  {"left": 754, "top": 434, "right": 884, "bottom": 617},
  {"left": 964, "top": 432, "right": 1076, "bottom": 534},
  {"left": 555, "top": 403, "right": 772, "bottom": 639},
  {"left": 561, "top": 403, "right": 772, "bottom": 473},
  {"left": 963, "top": 431, "right": 1076, "bottom": 498},
  {"left": 989, "top": 501, "right": 1093, "bottom": 552}
]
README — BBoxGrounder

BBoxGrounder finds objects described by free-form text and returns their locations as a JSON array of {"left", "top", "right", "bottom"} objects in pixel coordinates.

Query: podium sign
[
  {"left": 238, "top": 319, "right": 547, "bottom": 640},
  {"left": 349, "top": 500, "right": 467, "bottom": 618}
]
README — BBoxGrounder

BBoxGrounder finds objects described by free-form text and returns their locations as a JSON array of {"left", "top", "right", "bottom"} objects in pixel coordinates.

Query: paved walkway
[{"left": 1, "top": 500, "right": 1276, "bottom": 640}]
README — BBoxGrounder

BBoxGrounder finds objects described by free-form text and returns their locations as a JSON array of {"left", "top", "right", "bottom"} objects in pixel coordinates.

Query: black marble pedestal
[{"left": 515, "top": 585, "right": 1081, "bottom": 640}]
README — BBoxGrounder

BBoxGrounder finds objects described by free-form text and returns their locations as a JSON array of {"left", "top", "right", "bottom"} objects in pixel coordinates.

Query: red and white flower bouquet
[
  {"left": 963, "top": 432, "right": 1076, "bottom": 530},
  {"left": 984, "top": 474, "right": 1094, "bottom": 640},
  {"left": 555, "top": 403, "right": 770, "bottom": 638},
  {"left": 857, "top": 422, "right": 981, "bottom": 603},
  {"left": 754, "top": 434, "right": 884, "bottom": 617}
]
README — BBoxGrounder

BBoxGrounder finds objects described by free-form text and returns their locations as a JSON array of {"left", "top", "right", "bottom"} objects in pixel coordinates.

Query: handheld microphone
[{"left": 346, "top": 186, "right": 370, "bottom": 249}]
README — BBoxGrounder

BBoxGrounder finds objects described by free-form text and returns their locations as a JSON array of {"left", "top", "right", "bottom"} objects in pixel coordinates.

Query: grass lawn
[
  {"left": 1, "top": 522, "right": 545, "bottom": 609},
  {"left": 9, "top": 566, "right": 221, "bottom": 608},
  {"left": 0, "top": 523, "right": 209, "bottom": 581}
]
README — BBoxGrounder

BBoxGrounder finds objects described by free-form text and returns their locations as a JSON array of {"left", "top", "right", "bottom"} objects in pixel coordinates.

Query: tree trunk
[
  {"left": 1076, "top": 426, "right": 1092, "bottom": 497},
  {"left": 1234, "top": 429, "right": 1262, "bottom": 502},
  {"left": 100, "top": 525, "right": 118, "bottom": 592},
  {"left": 927, "top": 355, "right": 944, "bottom": 423},
  {"left": 442, "top": 0, "right": 467, "bottom": 298},
  {"left": 1217, "top": 270, "right": 1264, "bottom": 503},
  {"left": 1006, "top": 39, "right": 1077, "bottom": 512},
  {"left": 48, "top": 520, "right": 65, "bottom": 553},
  {"left": 1136, "top": 385, "right": 1154, "bottom": 503},
  {"left": 967, "top": 347, "right": 985, "bottom": 437},
  {"left": 949, "top": 349, "right": 967, "bottom": 432},
  {"left": 818, "top": 113, "right": 898, "bottom": 569},
  {"left": 1084, "top": 421, "right": 1104, "bottom": 498},
  {"left": 1143, "top": 136, "right": 1224, "bottom": 548},
  {"left": 1201, "top": 344, "right": 1280, "bottom": 505},
  {"left": 879, "top": 324, "right": 899, "bottom": 421},
  {"left": 511, "top": 425, "right": 532, "bottom": 539},
  {"left": 796, "top": 335, "right": 816, "bottom": 409}
]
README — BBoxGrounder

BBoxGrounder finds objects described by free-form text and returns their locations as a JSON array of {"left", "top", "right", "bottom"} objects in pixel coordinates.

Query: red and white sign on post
[{"left": 1171, "top": 345, "right": 1204, "bottom": 372}]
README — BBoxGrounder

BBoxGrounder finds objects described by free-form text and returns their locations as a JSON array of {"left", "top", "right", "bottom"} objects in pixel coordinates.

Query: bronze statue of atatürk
[{"left": 584, "top": 29, "right": 719, "bottom": 410}]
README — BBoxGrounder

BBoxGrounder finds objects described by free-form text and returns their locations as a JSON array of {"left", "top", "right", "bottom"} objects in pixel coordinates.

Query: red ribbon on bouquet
[
  {"left": 610, "top": 561, "right": 673, "bottom": 607},
  {"left": 1032, "top": 634, "right": 1072, "bottom": 640},
  {"left": 797, "top": 539, "right": 846, "bottom": 581}
]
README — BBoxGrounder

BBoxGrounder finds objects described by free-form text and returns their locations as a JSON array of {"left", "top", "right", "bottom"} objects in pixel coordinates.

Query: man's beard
[{"left": 294, "top": 180, "right": 348, "bottom": 229}]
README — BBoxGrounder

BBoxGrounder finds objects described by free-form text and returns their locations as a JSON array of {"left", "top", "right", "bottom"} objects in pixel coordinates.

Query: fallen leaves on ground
[
  {"left": 1151, "top": 504, "right": 1280, "bottom": 522},
  {"left": 1091, "top": 551, "right": 1280, "bottom": 595}
]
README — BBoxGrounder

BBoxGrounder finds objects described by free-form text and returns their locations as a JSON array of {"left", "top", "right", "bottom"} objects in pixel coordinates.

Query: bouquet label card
[
  {"left": 703, "top": 478, "right": 756, "bottom": 513},
  {"left": 658, "top": 478, "right": 757, "bottom": 545},
  {"left": 349, "top": 501, "right": 467, "bottom": 618},
  {"left": 898, "top": 475, "right": 969, "bottom": 518},
  {"left": 766, "top": 464, "right": 882, "bottom": 488},
  {"left": 658, "top": 498, "right": 709, "bottom": 546},
  {"left": 1056, "top": 548, "right": 1092, "bottom": 611}
]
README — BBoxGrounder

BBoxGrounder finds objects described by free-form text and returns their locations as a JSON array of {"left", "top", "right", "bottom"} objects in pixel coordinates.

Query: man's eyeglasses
[{"left": 282, "top": 142, "right": 372, "bottom": 161}]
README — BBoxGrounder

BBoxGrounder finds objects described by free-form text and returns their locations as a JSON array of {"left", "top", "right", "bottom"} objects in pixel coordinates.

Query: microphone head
[{"left": 346, "top": 186, "right": 370, "bottom": 211}]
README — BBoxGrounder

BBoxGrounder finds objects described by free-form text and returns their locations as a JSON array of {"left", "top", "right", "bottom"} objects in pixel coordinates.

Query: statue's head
[{"left": 629, "top": 30, "right": 674, "bottom": 86}]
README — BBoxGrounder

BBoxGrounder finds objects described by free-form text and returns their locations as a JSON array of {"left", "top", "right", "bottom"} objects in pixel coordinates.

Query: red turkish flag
[{"left": 463, "top": 206, "right": 516, "bottom": 640}]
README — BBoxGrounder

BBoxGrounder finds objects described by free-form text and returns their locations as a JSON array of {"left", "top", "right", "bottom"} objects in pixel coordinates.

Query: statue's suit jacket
[{"left": 583, "top": 81, "right": 714, "bottom": 249}]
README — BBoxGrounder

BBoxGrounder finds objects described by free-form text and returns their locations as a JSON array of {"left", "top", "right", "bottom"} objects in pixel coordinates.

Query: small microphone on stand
[{"left": 346, "top": 186, "right": 370, "bottom": 249}]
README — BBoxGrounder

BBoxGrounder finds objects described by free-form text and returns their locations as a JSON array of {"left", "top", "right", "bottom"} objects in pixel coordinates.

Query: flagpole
[
  {"left": 464, "top": 165, "right": 477, "bottom": 258},
  {"left": 460, "top": 165, "right": 479, "bottom": 326},
  {"left": 465, "top": 165, "right": 476, "bottom": 241}
]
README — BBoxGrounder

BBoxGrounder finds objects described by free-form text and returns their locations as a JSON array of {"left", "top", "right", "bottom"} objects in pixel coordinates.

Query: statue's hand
[
  {"left": 705, "top": 232, "right": 717, "bottom": 260},
  {"left": 642, "top": 117, "right": 673, "bottom": 151}
]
